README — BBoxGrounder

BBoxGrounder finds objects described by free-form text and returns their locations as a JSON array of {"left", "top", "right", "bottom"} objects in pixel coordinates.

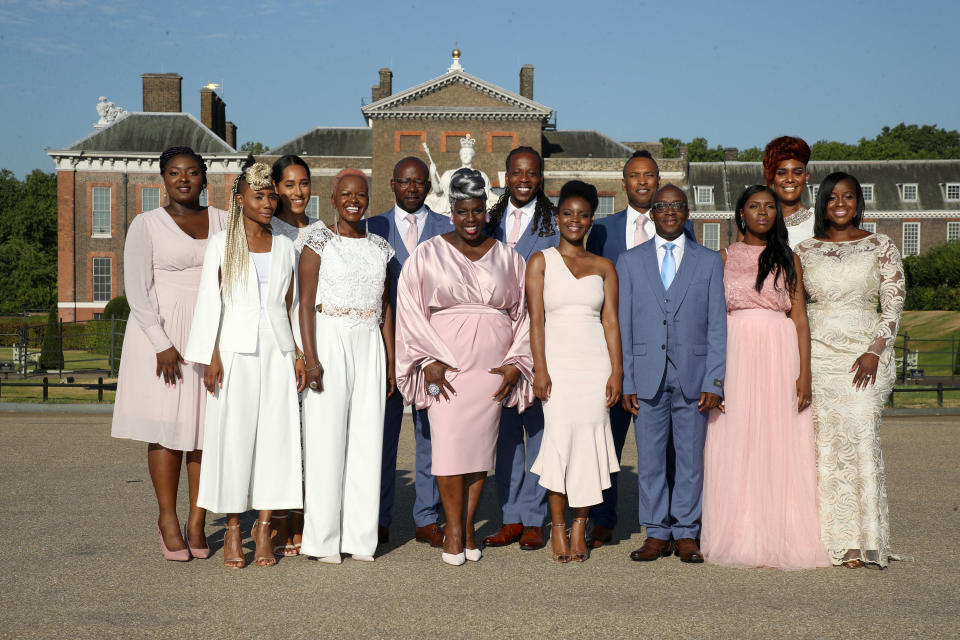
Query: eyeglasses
[
  {"left": 393, "top": 178, "right": 427, "bottom": 187},
  {"left": 651, "top": 201, "right": 688, "bottom": 213}
]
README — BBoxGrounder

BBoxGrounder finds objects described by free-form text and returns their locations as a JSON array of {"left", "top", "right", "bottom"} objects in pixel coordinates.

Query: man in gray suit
[{"left": 368, "top": 157, "right": 453, "bottom": 547}]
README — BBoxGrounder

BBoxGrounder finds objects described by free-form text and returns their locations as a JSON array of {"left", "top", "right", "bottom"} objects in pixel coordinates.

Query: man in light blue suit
[
  {"left": 367, "top": 156, "right": 453, "bottom": 548},
  {"left": 483, "top": 147, "right": 560, "bottom": 550},
  {"left": 617, "top": 185, "right": 725, "bottom": 564},
  {"left": 585, "top": 150, "right": 697, "bottom": 548}
]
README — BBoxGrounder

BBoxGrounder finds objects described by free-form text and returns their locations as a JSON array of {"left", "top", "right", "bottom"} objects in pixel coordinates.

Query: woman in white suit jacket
[{"left": 184, "top": 162, "right": 304, "bottom": 568}]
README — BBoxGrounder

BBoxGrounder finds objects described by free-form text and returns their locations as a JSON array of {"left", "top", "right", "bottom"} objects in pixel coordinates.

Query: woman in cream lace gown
[{"left": 796, "top": 172, "right": 905, "bottom": 569}]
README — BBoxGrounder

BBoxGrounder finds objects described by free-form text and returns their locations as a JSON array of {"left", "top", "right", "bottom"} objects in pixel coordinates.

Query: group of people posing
[{"left": 112, "top": 134, "right": 904, "bottom": 571}]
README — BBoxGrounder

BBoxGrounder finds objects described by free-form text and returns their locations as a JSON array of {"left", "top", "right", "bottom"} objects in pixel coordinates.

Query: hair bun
[{"left": 245, "top": 162, "right": 273, "bottom": 190}]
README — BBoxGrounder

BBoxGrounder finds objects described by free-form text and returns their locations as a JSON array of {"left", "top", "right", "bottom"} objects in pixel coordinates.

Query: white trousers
[
  {"left": 301, "top": 314, "right": 385, "bottom": 558},
  {"left": 197, "top": 322, "right": 303, "bottom": 514}
]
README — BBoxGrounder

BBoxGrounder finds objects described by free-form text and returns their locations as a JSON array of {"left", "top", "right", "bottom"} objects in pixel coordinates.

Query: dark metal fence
[{"left": 0, "top": 317, "right": 127, "bottom": 379}]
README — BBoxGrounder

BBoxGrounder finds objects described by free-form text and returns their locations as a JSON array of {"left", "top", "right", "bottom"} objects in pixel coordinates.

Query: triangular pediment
[{"left": 361, "top": 70, "right": 552, "bottom": 121}]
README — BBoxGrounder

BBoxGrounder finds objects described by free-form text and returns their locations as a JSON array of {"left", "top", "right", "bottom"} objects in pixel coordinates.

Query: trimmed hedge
[{"left": 904, "top": 286, "right": 960, "bottom": 311}]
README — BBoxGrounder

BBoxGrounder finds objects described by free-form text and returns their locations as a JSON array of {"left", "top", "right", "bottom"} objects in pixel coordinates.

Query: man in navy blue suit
[
  {"left": 617, "top": 185, "right": 725, "bottom": 563},
  {"left": 367, "top": 156, "right": 453, "bottom": 547},
  {"left": 585, "top": 150, "right": 697, "bottom": 548},
  {"left": 483, "top": 147, "right": 559, "bottom": 551}
]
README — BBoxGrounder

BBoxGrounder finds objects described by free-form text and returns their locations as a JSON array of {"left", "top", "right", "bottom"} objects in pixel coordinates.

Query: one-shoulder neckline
[{"left": 549, "top": 247, "right": 603, "bottom": 282}]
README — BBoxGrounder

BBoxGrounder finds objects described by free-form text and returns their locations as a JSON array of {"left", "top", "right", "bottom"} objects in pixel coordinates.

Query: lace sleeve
[
  {"left": 368, "top": 232, "right": 395, "bottom": 262},
  {"left": 302, "top": 224, "right": 333, "bottom": 258},
  {"left": 868, "top": 235, "right": 905, "bottom": 356}
]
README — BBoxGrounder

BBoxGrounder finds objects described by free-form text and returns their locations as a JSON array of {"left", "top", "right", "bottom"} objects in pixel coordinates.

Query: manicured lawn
[{"left": 895, "top": 311, "right": 960, "bottom": 377}]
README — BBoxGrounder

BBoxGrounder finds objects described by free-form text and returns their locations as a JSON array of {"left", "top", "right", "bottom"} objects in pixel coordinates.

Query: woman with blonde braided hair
[{"left": 184, "top": 162, "right": 306, "bottom": 569}]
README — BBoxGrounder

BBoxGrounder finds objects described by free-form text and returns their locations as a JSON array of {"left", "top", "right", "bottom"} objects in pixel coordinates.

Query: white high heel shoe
[
  {"left": 441, "top": 551, "right": 466, "bottom": 566},
  {"left": 464, "top": 547, "right": 482, "bottom": 562}
]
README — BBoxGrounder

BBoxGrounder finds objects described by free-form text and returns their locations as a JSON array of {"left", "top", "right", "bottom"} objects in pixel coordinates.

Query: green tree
[
  {"left": 737, "top": 147, "right": 763, "bottom": 162},
  {"left": 811, "top": 124, "right": 960, "bottom": 160},
  {"left": 240, "top": 141, "right": 269, "bottom": 155},
  {"left": 0, "top": 169, "right": 57, "bottom": 312},
  {"left": 659, "top": 137, "right": 682, "bottom": 158},
  {"left": 39, "top": 307, "right": 64, "bottom": 371}
]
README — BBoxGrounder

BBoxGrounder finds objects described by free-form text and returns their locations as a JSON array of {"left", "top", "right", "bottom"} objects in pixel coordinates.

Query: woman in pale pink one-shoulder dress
[
  {"left": 395, "top": 168, "right": 533, "bottom": 566},
  {"left": 111, "top": 146, "right": 228, "bottom": 561}
]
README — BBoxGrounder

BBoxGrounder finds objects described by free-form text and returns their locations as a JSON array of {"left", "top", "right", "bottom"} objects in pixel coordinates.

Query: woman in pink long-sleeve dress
[
  {"left": 395, "top": 169, "right": 533, "bottom": 566},
  {"left": 111, "top": 146, "right": 228, "bottom": 561},
  {"left": 701, "top": 185, "right": 829, "bottom": 570}
]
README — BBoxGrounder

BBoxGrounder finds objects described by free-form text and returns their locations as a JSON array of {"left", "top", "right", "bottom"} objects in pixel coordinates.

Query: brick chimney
[
  {"left": 372, "top": 68, "right": 393, "bottom": 102},
  {"left": 724, "top": 147, "right": 738, "bottom": 162},
  {"left": 519, "top": 64, "right": 534, "bottom": 100},
  {"left": 200, "top": 88, "right": 227, "bottom": 140},
  {"left": 142, "top": 73, "right": 182, "bottom": 112},
  {"left": 225, "top": 122, "right": 237, "bottom": 150}
]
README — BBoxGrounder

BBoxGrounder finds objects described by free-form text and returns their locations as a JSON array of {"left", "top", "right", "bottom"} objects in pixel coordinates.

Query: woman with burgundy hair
[{"left": 762, "top": 136, "right": 814, "bottom": 248}]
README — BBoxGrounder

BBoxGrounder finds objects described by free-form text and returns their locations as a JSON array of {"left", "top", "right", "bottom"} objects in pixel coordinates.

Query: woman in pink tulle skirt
[{"left": 701, "top": 185, "right": 829, "bottom": 570}]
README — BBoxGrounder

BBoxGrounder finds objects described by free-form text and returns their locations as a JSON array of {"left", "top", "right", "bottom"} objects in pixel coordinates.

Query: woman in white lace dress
[
  {"left": 796, "top": 172, "right": 905, "bottom": 569},
  {"left": 297, "top": 169, "right": 395, "bottom": 563}
]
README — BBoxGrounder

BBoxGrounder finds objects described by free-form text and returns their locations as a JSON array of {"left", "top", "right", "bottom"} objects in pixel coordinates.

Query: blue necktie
[{"left": 661, "top": 243, "right": 676, "bottom": 290}]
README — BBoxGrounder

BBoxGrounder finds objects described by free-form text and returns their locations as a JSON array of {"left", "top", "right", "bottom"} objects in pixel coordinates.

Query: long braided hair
[
  {"left": 486, "top": 146, "right": 556, "bottom": 238},
  {"left": 222, "top": 160, "right": 273, "bottom": 299}
]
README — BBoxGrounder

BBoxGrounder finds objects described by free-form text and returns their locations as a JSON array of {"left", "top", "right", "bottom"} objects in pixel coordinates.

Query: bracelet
[
  {"left": 295, "top": 351, "right": 305, "bottom": 361},
  {"left": 305, "top": 363, "right": 322, "bottom": 372}
]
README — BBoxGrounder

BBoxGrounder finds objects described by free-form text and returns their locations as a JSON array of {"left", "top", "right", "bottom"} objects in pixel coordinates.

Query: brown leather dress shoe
[
  {"left": 378, "top": 526, "right": 389, "bottom": 545},
  {"left": 518, "top": 526, "right": 545, "bottom": 550},
  {"left": 587, "top": 524, "right": 614, "bottom": 549},
  {"left": 629, "top": 537, "right": 673, "bottom": 561},
  {"left": 674, "top": 538, "right": 704, "bottom": 563},
  {"left": 414, "top": 523, "right": 444, "bottom": 548},
  {"left": 483, "top": 523, "right": 524, "bottom": 547}
]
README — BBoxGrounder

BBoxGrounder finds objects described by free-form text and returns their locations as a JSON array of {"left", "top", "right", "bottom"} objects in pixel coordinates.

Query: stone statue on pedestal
[
  {"left": 95, "top": 96, "right": 128, "bottom": 129},
  {"left": 423, "top": 134, "right": 496, "bottom": 213}
]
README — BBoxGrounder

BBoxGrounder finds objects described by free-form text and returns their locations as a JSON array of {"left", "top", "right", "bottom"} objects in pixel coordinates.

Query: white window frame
[
  {"left": 693, "top": 186, "right": 714, "bottom": 206},
  {"left": 898, "top": 183, "right": 918, "bottom": 202},
  {"left": 944, "top": 183, "right": 960, "bottom": 202},
  {"left": 92, "top": 257, "right": 112, "bottom": 302},
  {"left": 861, "top": 184, "right": 874, "bottom": 203},
  {"left": 702, "top": 222, "right": 720, "bottom": 250},
  {"left": 947, "top": 221, "right": 960, "bottom": 243},
  {"left": 807, "top": 184, "right": 819, "bottom": 201},
  {"left": 92, "top": 187, "right": 111, "bottom": 237},
  {"left": 596, "top": 196, "right": 615, "bottom": 217},
  {"left": 305, "top": 195, "right": 319, "bottom": 219},
  {"left": 141, "top": 186, "right": 160, "bottom": 212},
  {"left": 860, "top": 221, "right": 877, "bottom": 234},
  {"left": 902, "top": 222, "right": 920, "bottom": 256},
  {"left": 198, "top": 188, "right": 209, "bottom": 207}
]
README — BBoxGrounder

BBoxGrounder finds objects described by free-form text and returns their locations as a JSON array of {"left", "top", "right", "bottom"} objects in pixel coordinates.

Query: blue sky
[{"left": 1, "top": 0, "right": 957, "bottom": 177}]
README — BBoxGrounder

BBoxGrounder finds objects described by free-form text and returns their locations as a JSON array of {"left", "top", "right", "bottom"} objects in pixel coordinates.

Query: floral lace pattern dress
[{"left": 796, "top": 233, "right": 905, "bottom": 567}]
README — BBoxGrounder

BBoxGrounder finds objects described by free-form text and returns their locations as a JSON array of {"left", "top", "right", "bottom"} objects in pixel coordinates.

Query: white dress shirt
[
  {"left": 654, "top": 233, "right": 686, "bottom": 275},
  {"left": 505, "top": 198, "right": 537, "bottom": 238},
  {"left": 394, "top": 205, "right": 428, "bottom": 242},
  {"left": 625, "top": 204, "right": 657, "bottom": 250}
]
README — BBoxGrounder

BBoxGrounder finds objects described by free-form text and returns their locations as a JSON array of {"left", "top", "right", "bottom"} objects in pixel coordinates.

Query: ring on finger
[
  {"left": 427, "top": 383, "right": 441, "bottom": 397},
  {"left": 309, "top": 381, "right": 319, "bottom": 390}
]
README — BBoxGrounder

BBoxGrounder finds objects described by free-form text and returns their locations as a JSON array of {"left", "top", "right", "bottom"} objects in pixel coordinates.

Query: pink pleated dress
[
  {"left": 700, "top": 242, "right": 830, "bottom": 570},
  {"left": 395, "top": 236, "right": 534, "bottom": 476},
  {"left": 111, "top": 207, "right": 228, "bottom": 452}
]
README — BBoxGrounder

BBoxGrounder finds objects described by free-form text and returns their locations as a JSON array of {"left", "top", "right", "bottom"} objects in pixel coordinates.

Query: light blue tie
[{"left": 661, "top": 243, "right": 676, "bottom": 290}]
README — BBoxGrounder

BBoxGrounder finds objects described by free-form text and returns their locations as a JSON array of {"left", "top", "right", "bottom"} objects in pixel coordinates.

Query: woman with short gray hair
[{"left": 395, "top": 168, "right": 534, "bottom": 566}]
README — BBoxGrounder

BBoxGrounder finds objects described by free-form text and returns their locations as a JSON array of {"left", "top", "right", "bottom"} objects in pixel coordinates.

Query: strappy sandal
[
  {"left": 291, "top": 509, "right": 304, "bottom": 554},
  {"left": 251, "top": 520, "right": 277, "bottom": 567},
  {"left": 223, "top": 524, "right": 245, "bottom": 569},
  {"left": 570, "top": 518, "right": 589, "bottom": 563},
  {"left": 550, "top": 523, "right": 571, "bottom": 563},
  {"left": 270, "top": 514, "right": 298, "bottom": 557},
  {"left": 842, "top": 558, "right": 865, "bottom": 569}
]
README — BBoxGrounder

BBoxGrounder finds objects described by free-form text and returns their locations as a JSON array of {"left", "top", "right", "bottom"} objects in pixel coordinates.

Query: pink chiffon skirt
[
  {"left": 701, "top": 309, "right": 830, "bottom": 570},
  {"left": 426, "top": 307, "right": 512, "bottom": 476}
]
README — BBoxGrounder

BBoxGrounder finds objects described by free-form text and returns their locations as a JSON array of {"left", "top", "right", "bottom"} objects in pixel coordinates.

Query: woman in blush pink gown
[
  {"left": 395, "top": 169, "right": 533, "bottom": 566},
  {"left": 700, "top": 185, "right": 829, "bottom": 570},
  {"left": 111, "top": 146, "right": 228, "bottom": 561}
]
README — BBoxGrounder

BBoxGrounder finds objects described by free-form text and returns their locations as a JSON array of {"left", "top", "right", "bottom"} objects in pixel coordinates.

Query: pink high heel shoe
[
  {"left": 183, "top": 523, "right": 211, "bottom": 559},
  {"left": 157, "top": 526, "right": 190, "bottom": 562}
]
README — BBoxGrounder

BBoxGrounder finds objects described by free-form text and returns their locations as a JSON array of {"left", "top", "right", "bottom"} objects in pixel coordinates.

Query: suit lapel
[
  {"left": 514, "top": 217, "right": 539, "bottom": 259},
  {"left": 669, "top": 242, "right": 699, "bottom": 311},
  {"left": 388, "top": 209, "right": 410, "bottom": 263},
  {"left": 640, "top": 241, "right": 667, "bottom": 312}
]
